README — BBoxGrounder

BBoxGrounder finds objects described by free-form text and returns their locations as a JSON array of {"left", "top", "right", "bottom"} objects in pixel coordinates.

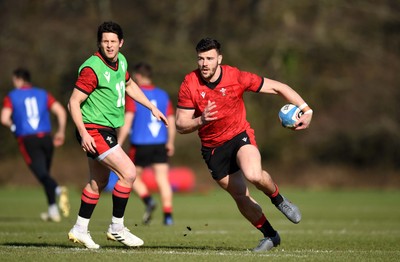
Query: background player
[
  {"left": 175, "top": 38, "right": 313, "bottom": 252},
  {"left": 1, "top": 67, "right": 69, "bottom": 222},
  {"left": 118, "top": 62, "right": 175, "bottom": 226}
]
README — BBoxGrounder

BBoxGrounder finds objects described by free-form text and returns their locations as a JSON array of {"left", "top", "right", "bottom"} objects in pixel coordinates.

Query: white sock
[
  {"left": 75, "top": 216, "right": 90, "bottom": 232},
  {"left": 111, "top": 216, "right": 124, "bottom": 231},
  {"left": 48, "top": 204, "right": 59, "bottom": 217},
  {"left": 55, "top": 186, "right": 62, "bottom": 196}
]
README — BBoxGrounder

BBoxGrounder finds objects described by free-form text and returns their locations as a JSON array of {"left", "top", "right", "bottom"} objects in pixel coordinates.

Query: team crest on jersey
[
  {"left": 220, "top": 88, "right": 226, "bottom": 96},
  {"left": 200, "top": 91, "right": 206, "bottom": 98},
  {"left": 106, "top": 136, "right": 114, "bottom": 144}
]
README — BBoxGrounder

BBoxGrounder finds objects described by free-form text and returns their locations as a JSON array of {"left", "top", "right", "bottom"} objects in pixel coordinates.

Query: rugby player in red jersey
[{"left": 176, "top": 38, "right": 313, "bottom": 252}]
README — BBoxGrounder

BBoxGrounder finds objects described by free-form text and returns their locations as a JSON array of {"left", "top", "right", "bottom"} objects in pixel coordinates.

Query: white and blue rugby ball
[{"left": 278, "top": 104, "right": 303, "bottom": 128}]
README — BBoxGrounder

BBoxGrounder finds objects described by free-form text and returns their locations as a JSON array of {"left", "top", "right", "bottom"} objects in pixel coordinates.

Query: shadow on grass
[
  {"left": 2, "top": 242, "right": 74, "bottom": 248},
  {"left": 2, "top": 242, "right": 247, "bottom": 252}
]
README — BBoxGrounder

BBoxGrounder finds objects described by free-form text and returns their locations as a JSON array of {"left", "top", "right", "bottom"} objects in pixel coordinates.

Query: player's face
[
  {"left": 99, "top": 32, "right": 124, "bottom": 62},
  {"left": 12, "top": 76, "right": 24, "bottom": 88},
  {"left": 197, "top": 49, "right": 222, "bottom": 81}
]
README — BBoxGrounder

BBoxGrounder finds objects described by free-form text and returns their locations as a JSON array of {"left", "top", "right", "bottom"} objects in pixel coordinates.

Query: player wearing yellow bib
[{"left": 67, "top": 21, "right": 168, "bottom": 249}]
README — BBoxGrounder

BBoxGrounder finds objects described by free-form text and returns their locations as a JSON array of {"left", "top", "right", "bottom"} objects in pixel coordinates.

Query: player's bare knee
[
  {"left": 245, "top": 172, "right": 264, "bottom": 185},
  {"left": 120, "top": 172, "right": 136, "bottom": 185},
  {"left": 116, "top": 164, "right": 136, "bottom": 184}
]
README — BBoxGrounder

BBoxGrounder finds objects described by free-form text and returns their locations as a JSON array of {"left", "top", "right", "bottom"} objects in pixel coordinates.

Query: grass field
[{"left": 0, "top": 186, "right": 399, "bottom": 261}]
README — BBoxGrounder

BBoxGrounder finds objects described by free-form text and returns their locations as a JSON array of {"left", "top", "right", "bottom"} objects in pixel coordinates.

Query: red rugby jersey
[{"left": 177, "top": 65, "right": 263, "bottom": 147}]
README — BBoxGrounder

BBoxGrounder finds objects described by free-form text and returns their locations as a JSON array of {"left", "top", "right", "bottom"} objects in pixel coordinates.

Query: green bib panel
[{"left": 78, "top": 53, "right": 128, "bottom": 128}]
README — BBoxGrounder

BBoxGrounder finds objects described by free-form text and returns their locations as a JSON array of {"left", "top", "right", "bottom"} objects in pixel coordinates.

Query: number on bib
[{"left": 115, "top": 81, "right": 125, "bottom": 107}]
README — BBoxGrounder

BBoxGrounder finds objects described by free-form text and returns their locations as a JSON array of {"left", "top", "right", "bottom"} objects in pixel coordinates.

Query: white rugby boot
[
  {"left": 106, "top": 225, "right": 144, "bottom": 247},
  {"left": 58, "top": 186, "right": 70, "bottom": 217},
  {"left": 68, "top": 226, "right": 100, "bottom": 249}
]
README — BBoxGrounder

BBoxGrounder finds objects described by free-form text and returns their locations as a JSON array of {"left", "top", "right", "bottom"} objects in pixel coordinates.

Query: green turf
[{"left": 0, "top": 186, "right": 399, "bottom": 261}]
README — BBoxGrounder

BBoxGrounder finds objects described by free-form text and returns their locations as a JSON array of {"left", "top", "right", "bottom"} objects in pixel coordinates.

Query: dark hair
[
  {"left": 13, "top": 68, "right": 31, "bottom": 82},
  {"left": 97, "top": 21, "right": 124, "bottom": 43},
  {"left": 195, "top": 37, "right": 221, "bottom": 54},
  {"left": 133, "top": 62, "right": 153, "bottom": 78}
]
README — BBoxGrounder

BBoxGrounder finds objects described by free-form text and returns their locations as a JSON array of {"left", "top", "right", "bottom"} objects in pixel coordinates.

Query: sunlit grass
[{"left": 0, "top": 186, "right": 399, "bottom": 261}]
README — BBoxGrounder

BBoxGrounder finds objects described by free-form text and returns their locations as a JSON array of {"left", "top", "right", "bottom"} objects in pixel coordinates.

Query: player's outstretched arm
[
  {"left": 125, "top": 78, "right": 168, "bottom": 126},
  {"left": 260, "top": 78, "right": 313, "bottom": 129}
]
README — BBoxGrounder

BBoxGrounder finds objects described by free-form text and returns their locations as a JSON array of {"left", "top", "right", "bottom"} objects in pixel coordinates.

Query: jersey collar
[
  {"left": 19, "top": 85, "right": 33, "bottom": 90},
  {"left": 140, "top": 85, "right": 155, "bottom": 90},
  {"left": 96, "top": 51, "right": 119, "bottom": 70},
  {"left": 200, "top": 67, "right": 223, "bottom": 90}
]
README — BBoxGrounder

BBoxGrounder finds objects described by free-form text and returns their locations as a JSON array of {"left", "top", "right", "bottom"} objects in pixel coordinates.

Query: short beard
[{"left": 201, "top": 66, "right": 217, "bottom": 82}]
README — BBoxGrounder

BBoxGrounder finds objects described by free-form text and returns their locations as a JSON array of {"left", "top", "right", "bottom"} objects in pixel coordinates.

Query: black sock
[
  {"left": 112, "top": 184, "right": 131, "bottom": 218},
  {"left": 78, "top": 189, "right": 99, "bottom": 219},
  {"left": 78, "top": 201, "right": 97, "bottom": 219},
  {"left": 258, "top": 219, "right": 277, "bottom": 238},
  {"left": 270, "top": 193, "right": 284, "bottom": 206},
  {"left": 40, "top": 176, "right": 58, "bottom": 205},
  {"left": 143, "top": 195, "right": 154, "bottom": 206}
]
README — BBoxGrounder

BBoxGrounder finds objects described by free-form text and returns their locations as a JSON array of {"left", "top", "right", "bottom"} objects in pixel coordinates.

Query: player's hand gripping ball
[{"left": 278, "top": 104, "right": 303, "bottom": 129}]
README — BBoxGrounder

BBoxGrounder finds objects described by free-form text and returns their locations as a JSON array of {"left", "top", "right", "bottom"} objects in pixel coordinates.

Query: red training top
[{"left": 177, "top": 65, "right": 263, "bottom": 147}]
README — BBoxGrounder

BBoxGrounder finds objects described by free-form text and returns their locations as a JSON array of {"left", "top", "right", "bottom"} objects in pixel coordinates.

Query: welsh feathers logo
[{"left": 106, "top": 136, "right": 114, "bottom": 144}]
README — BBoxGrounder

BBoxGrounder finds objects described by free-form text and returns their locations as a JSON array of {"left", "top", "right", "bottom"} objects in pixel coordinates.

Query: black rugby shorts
[
  {"left": 128, "top": 144, "right": 168, "bottom": 167},
  {"left": 201, "top": 130, "right": 252, "bottom": 180}
]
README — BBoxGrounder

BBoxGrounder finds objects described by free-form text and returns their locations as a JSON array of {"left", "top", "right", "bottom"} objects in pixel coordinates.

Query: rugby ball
[{"left": 278, "top": 104, "right": 303, "bottom": 128}]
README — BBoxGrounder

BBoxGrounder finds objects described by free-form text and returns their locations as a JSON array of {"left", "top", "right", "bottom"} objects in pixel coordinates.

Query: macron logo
[
  {"left": 104, "top": 71, "right": 110, "bottom": 83},
  {"left": 201, "top": 92, "right": 206, "bottom": 98},
  {"left": 242, "top": 137, "right": 248, "bottom": 143},
  {"left": 120, "top": 61, "right": 126, "bottom": 72}
]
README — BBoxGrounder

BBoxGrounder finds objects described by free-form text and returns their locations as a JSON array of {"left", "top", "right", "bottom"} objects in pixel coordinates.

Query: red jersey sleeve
[
  {"left": 47, "top": 93, "right": 56, "bottom": 109},
  {"left": 125, "top": 96, "right": 136, "bottom": 113},
  {"left": 239, "top": 70, "right": 263, "bottom": 93},
  {"left": 166, "top": 100, "right": 175, "bottom": 116},
  {"left": 177, "top": 77, "right": 195, "bottom": 109},
  {"left": 2, "top": 96, "right": 12, "bottom": 109},
  {"left": 75, "top": 67, "right": 98, "bottom": 94},
  {"left": 125, "top": 71, "right": 130, "bottom": 82}
]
